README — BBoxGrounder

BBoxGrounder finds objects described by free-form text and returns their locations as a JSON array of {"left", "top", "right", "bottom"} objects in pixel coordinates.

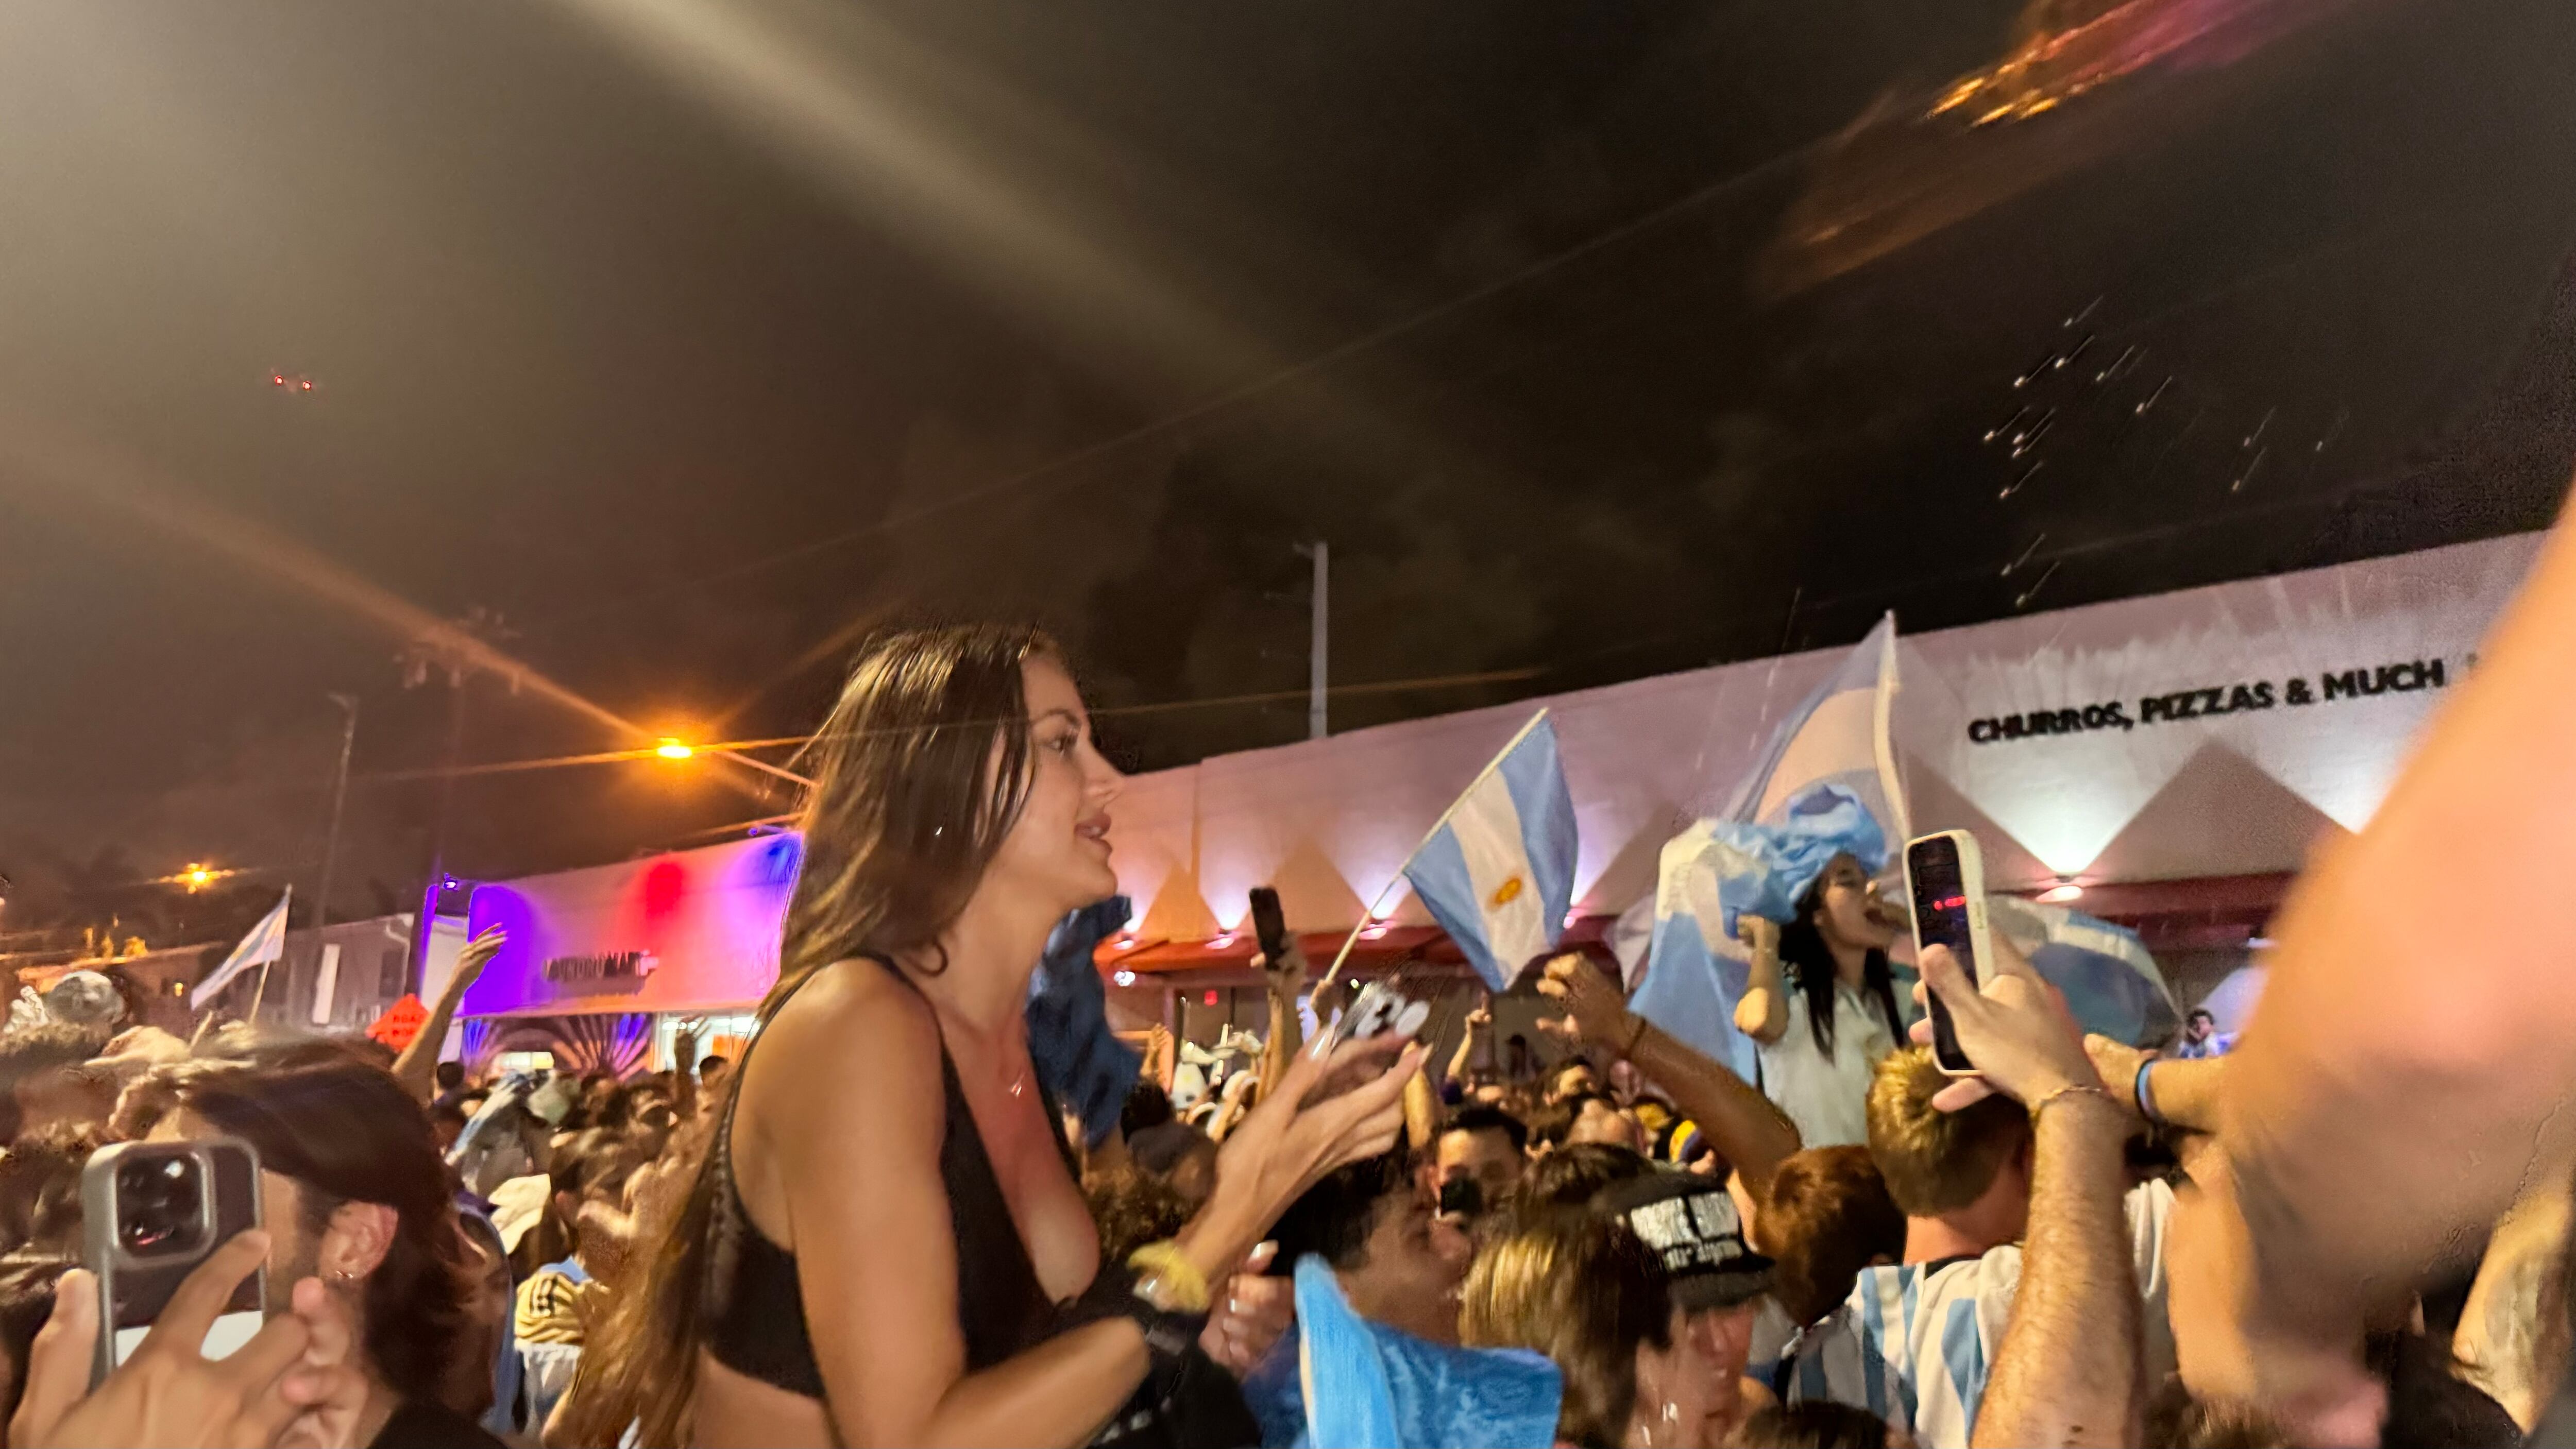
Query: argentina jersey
[{"left": 1773, "top": 1180, "right": 2176, "bottom": 1449}]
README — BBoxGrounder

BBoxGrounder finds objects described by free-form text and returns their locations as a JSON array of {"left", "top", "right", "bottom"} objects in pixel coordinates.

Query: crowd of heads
[
  {"left": 0, "top": 1002, "right": 723, "bottom": 1444},
  {"left": 0, "top": 948, "right": 2548, "bottom": 1449}
]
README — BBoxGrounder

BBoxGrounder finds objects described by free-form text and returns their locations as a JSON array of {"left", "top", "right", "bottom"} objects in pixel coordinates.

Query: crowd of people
[{"left": 5, "top": 512, "right": 2576, "bottom": 1447}]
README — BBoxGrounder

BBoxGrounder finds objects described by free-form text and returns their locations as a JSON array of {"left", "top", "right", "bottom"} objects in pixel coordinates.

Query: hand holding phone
[
  {"left": 13, "top": 1232, "right": 367, "bottom": 1449},
  {"left": 1904, "top": 831, "right": 1994, "bottom": 1077},
  {"left": 1909, "top": 926, "right": 2100, "bottom": 1113},
  {"left": 1248, "top": 887, "right": 1291, "bottom": 968},
  {"left": 78, "top": 1140, "right": 264, "bottom": 1384}
]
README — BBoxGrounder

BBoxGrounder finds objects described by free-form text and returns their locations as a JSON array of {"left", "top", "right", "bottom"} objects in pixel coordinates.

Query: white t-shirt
[
  {"left": 1757, "top": 983, "right": 1909, "bottom": 1150},
  {"left": 1775, "top": 1179, "right": 2178, "bottom": 1449}
]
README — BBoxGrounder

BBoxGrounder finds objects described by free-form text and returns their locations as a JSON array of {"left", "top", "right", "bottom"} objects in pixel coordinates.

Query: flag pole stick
[
  {"left": 246, "top": 888, "right": 291, "bottom": 1022},
  {"left": 1314, "top": 710, "right": 1552, "bottom": 998}
]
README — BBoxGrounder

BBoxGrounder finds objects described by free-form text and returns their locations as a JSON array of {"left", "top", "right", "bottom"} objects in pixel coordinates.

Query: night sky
[{"left": 5, "top": 0, "right": 2574, "bottom": 937}]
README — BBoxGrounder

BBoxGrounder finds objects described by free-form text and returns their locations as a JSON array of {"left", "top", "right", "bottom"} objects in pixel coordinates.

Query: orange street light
[
  {"left": 655, "top": 738, "right": 696, "bottom": 761},
  {"left": 183, "top": 863, "right": 215, "bottom": 892}
]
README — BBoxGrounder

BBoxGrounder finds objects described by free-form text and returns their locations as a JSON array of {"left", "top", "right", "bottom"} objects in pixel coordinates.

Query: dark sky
[{"left": 5, "top": 0, "right": 2575, "bottom": 932}]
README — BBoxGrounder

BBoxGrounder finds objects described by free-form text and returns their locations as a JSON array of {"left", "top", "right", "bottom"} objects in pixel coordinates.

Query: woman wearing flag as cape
[{"left": 1732, "top": 833, "right": 1912, "bottom": 1151}]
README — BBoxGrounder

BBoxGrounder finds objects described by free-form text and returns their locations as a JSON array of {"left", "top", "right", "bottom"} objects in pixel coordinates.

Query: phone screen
[{"left": 1907, "top": 836, "right": 1976, "bottom": 1072}]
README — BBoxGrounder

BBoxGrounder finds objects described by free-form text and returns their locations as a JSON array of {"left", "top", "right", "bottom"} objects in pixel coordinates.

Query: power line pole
[
  {"left": 398, "top": 609, "right": 515, "bottom": 996},
  {"left": 1297, "top": 541, "right": 1329, "bottom": 740},
  {"left": 312, "top": 693, "right": 359, "bottom": 935}
]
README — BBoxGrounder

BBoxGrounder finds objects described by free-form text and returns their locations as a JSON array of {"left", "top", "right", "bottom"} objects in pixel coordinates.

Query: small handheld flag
[{"left": 1385, "top": 711, "right": 1580, "bottom": 993}]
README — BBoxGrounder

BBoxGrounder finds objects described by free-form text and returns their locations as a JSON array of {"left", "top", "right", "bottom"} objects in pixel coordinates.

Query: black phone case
[{"left": 1249, "top": 886, "right": 1291, "bottom": 963}]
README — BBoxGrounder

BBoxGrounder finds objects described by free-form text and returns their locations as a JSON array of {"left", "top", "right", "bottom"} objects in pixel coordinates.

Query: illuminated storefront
[{"left": 454, "top": 832, "right": 801, "bottom": 1073}]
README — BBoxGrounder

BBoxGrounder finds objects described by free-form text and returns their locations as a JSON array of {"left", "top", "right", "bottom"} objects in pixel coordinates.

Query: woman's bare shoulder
[{"left": 750, "top": 959, "right": 945, "bottom": 1103}]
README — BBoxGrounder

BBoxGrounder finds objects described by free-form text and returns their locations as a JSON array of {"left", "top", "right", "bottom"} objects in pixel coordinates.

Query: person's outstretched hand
[
  {"left": 452, "top": 925, "right": 506, "bottom": 986},
  {"left": 1256, "top": 939, "right": 1311, "bottom": 1001},
  {"left": 10, "top": 1232, "right": 368, "bottom": 1449},
  {"left": 1194, "top": 1034, "right": 1423, "bottom": 1275},
  {"left": 1907, "top": 931, "right": 2096, "bottom": 1112},
  {"left": 1533, "top": 952, "right": 1632, "bottom": 1051}
]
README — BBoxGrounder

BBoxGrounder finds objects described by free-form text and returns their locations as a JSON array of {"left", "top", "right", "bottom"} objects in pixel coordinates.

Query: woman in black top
[{"left": 566, "top": 626, "right": 1421, "bottom": 1447}]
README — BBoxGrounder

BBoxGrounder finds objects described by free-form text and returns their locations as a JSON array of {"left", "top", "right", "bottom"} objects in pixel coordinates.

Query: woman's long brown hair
[{"left": 557, "top": 624, "right": 1056, "bottom": 1446}]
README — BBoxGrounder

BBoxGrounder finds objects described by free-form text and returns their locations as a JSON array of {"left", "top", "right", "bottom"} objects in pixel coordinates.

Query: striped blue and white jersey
[{"left": 1775, "top": 1179, "right": 2176, "bottom": 1449}]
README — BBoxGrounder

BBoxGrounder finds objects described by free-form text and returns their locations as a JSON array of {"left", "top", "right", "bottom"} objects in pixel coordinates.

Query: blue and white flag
[
  {"left": 1401, "top": 712, "right": 1579, "bottom": 993},
  {"left": 1986, "top": 895, "right": 2179, "bottom": 1047},
  {"left": 1632, "top": 616, "right": 1907, "bottom": 1077},
  {"left": 191, "top": 888, "right": 292, "bottom": 1011},
  {"left": 1294, "top": 1255, "right": 1561, "bottom": 1449}
]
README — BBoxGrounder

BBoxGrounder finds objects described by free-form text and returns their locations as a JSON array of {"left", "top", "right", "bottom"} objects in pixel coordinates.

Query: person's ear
[{"left": 320, "top": 1200, "right": 398, "bottom": 1283}]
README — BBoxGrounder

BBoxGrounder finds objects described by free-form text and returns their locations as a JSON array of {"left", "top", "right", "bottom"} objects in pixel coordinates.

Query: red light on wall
[
  {"left": 1203, "top": 990, "right": 1219, "bottom": 1007},
  {"left": 640, "top": 858, "right": 688, "bottom": 923}
]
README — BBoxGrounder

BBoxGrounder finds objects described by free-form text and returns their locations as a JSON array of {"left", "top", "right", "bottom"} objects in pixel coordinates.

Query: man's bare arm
[
  {"left": 1974, "top": 1093, "right": 2144, "bottom": 1448},
  {"left": 393, "top": 926, "right": 503, "bottom": 1101},
  {"left": 2178, "top": 509, "right": 2576, "bottom": 1437},
  {"left": 1535, "top": 954, "right": 1803, "bottom": 1196}
]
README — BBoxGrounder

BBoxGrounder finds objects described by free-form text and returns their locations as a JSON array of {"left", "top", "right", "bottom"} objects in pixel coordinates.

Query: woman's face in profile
[{"left": 984, "top": 656, "right": 1125, "bottom": 918}]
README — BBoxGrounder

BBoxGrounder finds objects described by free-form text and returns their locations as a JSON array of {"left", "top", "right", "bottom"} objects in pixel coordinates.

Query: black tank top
[
  {"left": 702, "top": 956, "right": 1257, "bottom": 1447},
  {"left": 703, "top": 956, "right": 1062, "bottom": 1392}
]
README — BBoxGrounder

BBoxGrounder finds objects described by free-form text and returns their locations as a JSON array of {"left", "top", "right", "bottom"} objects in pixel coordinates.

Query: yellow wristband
[{"left": 1125, "top": 1240, "right": 1212, "bottom": 1314}]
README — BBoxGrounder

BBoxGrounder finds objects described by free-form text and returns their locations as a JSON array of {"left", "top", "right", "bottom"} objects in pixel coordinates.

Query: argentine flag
[
  {"left": 191, "top": 888, "right": 292, "bottom": 1011},
  {"left": 1986, "top": 895, "right": 2179, "bottom": 1047},
  {"left": 1632, "top": 616, "right": 1907, "bottom": 1077},
  {"left": 1401, "top": 712, "right": 1579, "bottom": 993}
]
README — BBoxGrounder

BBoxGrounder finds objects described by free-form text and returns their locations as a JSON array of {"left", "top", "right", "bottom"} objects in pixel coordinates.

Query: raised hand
[
  {"left": 1190, "top": 1034, "right": 1424, "bottom": 1277},
  {"left": 453, "top": 925, "right": 507, "bottom": 985},
  {"left": 1533, "top": 952, "right": 1633, "bottom": 1053},
  {"left": 1736, "top": 914, "right": 1782, "bottom": 957},
  {"left": 1907, "top": 931, "right": 2096, "bottom": 1112},
  {"left": 1256, "top": 938, "right": 1311, "bottom": 1000}
]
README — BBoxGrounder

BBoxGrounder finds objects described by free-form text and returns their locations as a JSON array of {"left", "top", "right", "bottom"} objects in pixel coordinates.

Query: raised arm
[
  {"left": 1445, "top": 1002, "right": 1491, "bottom": 1089},
  {"left": 1254, "top": 940, "right": 1308, "bottom": 1109},
  {"left": 2174, "top": 512, "right": 2576, "bottom": 1442},
  {"left": 2086, "top": 1036, "right": 2225, "bottom": 1136},
  {"left": 1535, "top": 952, "right": 1803, "bottom": 1196},
  {"left": 1732, "top": 916, "right": 1792, "bottom": 1046},
  {"left": 1906, "top": 939, "right": 2145, "bottom": 1449},
  {"left": 393, "top": 925, "right": 502, "bottom": 1101}
]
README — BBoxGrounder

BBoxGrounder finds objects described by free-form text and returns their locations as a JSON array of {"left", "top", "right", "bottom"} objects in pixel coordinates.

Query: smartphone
[
  {"left": 1437, "top": 1175, "right": 1485, "bottom": 1218},
  {"left": 80, "top": 1139, "right": 265, "bottom": 1385},
  {"left": 1248, "top": 886, "right": 1291, "bottom": 967},
  {"left": 1904, "top": 830, "right": 1993, "bottom": 1077}
]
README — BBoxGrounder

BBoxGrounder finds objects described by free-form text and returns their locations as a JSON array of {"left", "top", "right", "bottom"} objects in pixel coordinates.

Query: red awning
[
  {"left": 1093, "top": 917, "right": 1624, "bottom": 981},
  {"left": 1087, "top": 877, "right": 2283, "bottom": 987}
]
